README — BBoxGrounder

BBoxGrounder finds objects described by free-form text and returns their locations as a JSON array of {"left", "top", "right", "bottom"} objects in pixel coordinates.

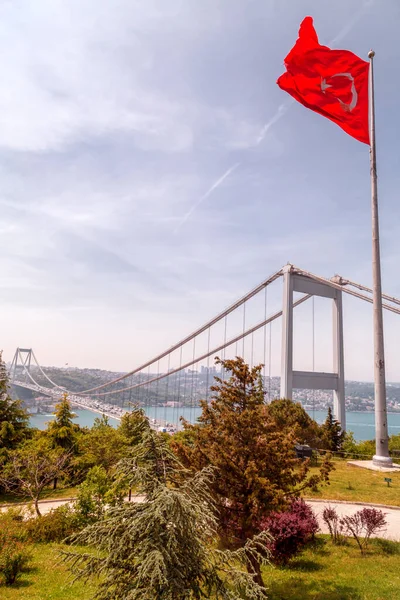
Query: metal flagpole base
[{"left": 372, "top": 454, "right": 393, "bottom": 468}]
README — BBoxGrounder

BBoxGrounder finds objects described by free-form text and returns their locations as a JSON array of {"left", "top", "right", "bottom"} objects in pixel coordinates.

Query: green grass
[
  {"left": 0, "top": 543, "right": 96, "bottom": 599},
  {"left": 0, "top": 487, "right": 78, "bottom": 506},
  {"left": 305, "top": 459, "right": 400, "bottom": 506},
  {"left": 263, "top": 536, "right": 400, "bottom": 600},
  {"left": 2, "top": 537, "right": 399, "bottom": 599}
]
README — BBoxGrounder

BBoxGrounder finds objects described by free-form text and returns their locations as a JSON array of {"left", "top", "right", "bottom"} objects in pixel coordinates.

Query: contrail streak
[
  {"left": 256, "top": 101, "right": 292, "bottom": 145},
  {"left": 174, "top": 162, "right": 240, "bottom": 232}
]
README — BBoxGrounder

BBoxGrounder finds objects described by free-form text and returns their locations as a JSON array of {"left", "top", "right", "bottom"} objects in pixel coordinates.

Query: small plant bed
[
  {"left": 263, "top": 535, "right": 400, "bottom": 600},
  {"left": 305, "top": 460, "right": 400, "bottom": 506},
  {"left": 0, "top": 543, "right": 96, "bottom": 600}
]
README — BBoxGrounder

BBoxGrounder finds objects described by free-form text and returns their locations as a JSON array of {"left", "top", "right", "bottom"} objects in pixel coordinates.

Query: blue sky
[{"left": 1, "top": 0, "right": 400, "bottom": 381}]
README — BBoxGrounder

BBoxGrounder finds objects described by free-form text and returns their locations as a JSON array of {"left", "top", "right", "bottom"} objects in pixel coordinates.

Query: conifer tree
[
  {"left": 63, "top": 412, "right": 270, "bottom": 599},
  {"left": 0, "top": 351, "right": 29, "bottom": 451},
  {"left": 47, "top": 393, "right": 79, "bottom": 450},
  {"left": 321, "top": 406, "right": 345, "bottom": 452},
  {"left": 172, "top": 357, "right": 332, "bottom": 585}
]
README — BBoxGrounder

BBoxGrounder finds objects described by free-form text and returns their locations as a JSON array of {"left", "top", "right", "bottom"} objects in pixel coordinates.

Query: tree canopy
[
  {"left": 63, "top": 413, "right": 270, "bottom": 599},
  {"left": 172, "top": 357, "right": 332, "bottom": 584},
  {"left": 46, "top": 394, "right": 80, "bottom": 450}
]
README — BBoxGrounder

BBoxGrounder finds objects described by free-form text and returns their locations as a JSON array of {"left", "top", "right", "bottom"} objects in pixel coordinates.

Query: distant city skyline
[{"left": 1, "top": 0, "right": 400, "bottom": 382}]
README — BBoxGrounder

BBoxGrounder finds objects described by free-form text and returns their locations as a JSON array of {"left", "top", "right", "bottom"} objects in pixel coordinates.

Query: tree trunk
[
  {"left": 53, "top": 477, "right": 58, "bottom": 490},
  {"left": 34, "top": 497, "right": 42, "bottom": 517},
  {"left": 246, "top": 552, "right": 265, "bottom": 589}
]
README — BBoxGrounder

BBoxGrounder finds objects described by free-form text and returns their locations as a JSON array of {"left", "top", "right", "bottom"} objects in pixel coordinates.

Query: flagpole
[{"left": 368, "top": 50, "right": 392, "bottom": 467}]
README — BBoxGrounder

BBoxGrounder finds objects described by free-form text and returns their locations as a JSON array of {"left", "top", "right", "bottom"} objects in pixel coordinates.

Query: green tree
[
  {"left": 46, "top": 394, "right": 79, "bottom": 450},
  {"left": 63, "top": 420, "right": 270, "bottom": 599},
  {"left": 0, "top": 352, "right": 29, "bottom": 451},
  {"left": 74, "top": 465, "right": 125, "bottom": 523},
  {"left": 0, "top": 437, "right": 70, "bottom": 516},
  {"left": 321, "top": 407, "right": 345, "bottom": 452},
  {"left": 172, "top": 357, "right": 331, "bottom": 586},
  {"left": 266, "top": 398, "right": 323, "bottom": 447},
  {"left": 118, "top": 407, "right": 149, "bottom": 446},
  {"left": 75, "top": 414, "right": 125, "bottom": 475}
]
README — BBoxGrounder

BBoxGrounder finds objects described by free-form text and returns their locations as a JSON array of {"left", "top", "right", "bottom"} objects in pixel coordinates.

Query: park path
[
  {"left": 307, "top": 500, "right": 400, "bottom": 541},
  {"left": 2, "top": 497, "right": 400, "bottom": 541}
]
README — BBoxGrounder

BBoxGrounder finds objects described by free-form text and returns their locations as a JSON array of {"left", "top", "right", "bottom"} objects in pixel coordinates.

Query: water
[{"left": 28, "top": 407, "right": 400, "bottom": 442}]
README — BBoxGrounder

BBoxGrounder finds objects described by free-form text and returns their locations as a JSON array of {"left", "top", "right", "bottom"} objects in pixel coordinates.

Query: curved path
[
  {"left": 2, "top": 497, "right": 400, "bottom": 541},
  {"left": 307, "top": 500, "right": 400, "bottom": 541}
]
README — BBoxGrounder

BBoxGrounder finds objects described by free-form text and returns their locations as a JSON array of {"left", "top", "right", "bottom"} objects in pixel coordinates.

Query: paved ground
[{"left": 2, "top": 497, "right": 400, "bottom": 541}]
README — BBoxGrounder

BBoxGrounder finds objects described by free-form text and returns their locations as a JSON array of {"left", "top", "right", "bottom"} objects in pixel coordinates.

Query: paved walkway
[
  {"left": 2, "top": 497, "right": 400, "bottom": 541},
  {"left": 308, "top": 500, "right": 400, "bottom": 541}
]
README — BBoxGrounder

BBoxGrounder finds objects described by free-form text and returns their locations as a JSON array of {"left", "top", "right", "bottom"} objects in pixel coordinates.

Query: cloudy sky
[{"left": 1, "top": 0, "right": 399, "bottom": 381}]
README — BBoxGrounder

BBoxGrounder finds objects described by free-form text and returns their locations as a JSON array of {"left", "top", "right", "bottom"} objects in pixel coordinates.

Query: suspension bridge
[{"left": 9, "top": 263, "right": 400, "bottom": 432}]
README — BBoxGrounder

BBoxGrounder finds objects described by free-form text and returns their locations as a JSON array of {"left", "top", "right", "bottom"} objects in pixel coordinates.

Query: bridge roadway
[{"left": 13, "top": 380, "right": 125, "bottom": 422}]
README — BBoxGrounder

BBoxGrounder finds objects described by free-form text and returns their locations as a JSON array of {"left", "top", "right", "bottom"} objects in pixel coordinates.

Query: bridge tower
[
  {"left": 280, "top": 265, "right": 346, "bottom": 430},
  {"left": 9, "top": 348, "right": 33, "bottom": 384}
]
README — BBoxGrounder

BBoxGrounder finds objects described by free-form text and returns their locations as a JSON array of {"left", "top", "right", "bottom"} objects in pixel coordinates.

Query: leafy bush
[
  {"left": 73, "top": 465, "right": 125, "bottom": 525},
  {"left": 260, "top": 499, "right": 319, "bottom": 565},
  {"left": 0, "top": 542, "right": 31, "bottom": 585},
  {"left": 0, "top": 517, "right": 31, "bottom": 586},
  {"left": 25, "top": 504, "right": 81, "bottom": 543}
]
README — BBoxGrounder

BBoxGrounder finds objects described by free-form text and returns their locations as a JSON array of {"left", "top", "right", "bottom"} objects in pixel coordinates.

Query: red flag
[{"left": 277, "top": 17, "right": 370, "bottom": 144}]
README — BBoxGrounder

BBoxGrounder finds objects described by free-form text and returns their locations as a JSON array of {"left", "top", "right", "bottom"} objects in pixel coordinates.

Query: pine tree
[
  {"left": 0, "top": 351, "right": 29, "bottom": 451},
  {"left": 321, "top": 407, "right": 345, "bottom": 452},
  {"left": 47, "top": 393, "right": 79, "bottom": 450},
  {"left": 172, "top": 357, "right": 332, "bottom": 586},
  {"left": 63, "top": 415, "right": 270, "bottom": 599}
]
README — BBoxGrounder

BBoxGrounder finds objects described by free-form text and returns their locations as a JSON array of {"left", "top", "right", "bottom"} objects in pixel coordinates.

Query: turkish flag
[{"left": 277, "top": 17, "right": 370, "bottom": 144}]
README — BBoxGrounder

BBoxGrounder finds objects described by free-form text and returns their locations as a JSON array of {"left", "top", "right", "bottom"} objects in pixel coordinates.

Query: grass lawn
[
  {"left": 305, "top": 459, "right": 400, "bottom": 506},
  {"left": 1, "top": 537, "right": 399, "bottom": 599},
  {"left": 263, "top": 536, "right": 400, "bottom": 600},
  {"left": 0, "top": 543, "right": 96, "bottom": 600},
  {"left": 0, "top": 486, "right": 78, "bottom": 506}
]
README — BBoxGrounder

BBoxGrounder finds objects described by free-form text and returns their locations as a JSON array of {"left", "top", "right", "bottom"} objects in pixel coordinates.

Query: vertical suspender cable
[
  {"left": 206, "top": 327, "right": 211, "bottom": 402},
  {"left": 164, "top": 353, "right": 171, "bottom": 428},
  {"left": 263, "top": 286, "right": 268, "bottom": 388},
  {"left": 155, "top": 360, "right": 160, "bottom": 426},
  {"left": 190, "top": 338, "right": 196, "bottom": 425},
  {"left": 268, "top": 322, "right": 272, "bottom": 401},
  {"left": 176, "top": 346, "right": 183, "bottom": 430},
  {"left": 222, "top": 315, "right": 227, "bottom": 381},
  {"left": 312, "top": 296, "right": 315, "bottom": 421},
  {"left": 242, "top": 301, "right": 246, "bottom": 358}
]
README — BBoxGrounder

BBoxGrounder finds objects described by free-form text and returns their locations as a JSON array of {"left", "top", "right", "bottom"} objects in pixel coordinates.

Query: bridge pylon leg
[{"left": 280, "top": 265, "right": 346, "bottom": 430}]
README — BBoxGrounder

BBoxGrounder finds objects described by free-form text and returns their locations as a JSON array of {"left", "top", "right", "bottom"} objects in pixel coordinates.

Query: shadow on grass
[
  {"left": 0, "top": 578, "right": 33, "bottom": 590},
  {"left": 268, "top": 579, "right": 362, "bottom": 600},
  {"left": 374, "top": 538, "right": 400, "bottom": 555},
  {"left": 285, "top": 558, "right": 323, "bottom": 572}
]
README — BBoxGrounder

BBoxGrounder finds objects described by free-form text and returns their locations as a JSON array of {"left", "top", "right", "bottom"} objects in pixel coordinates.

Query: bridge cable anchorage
[
  {"left": 69, "top": 293, "right": 312, "bottom": 398},
  {"left": 69, "top": 268, "right": 284, "bottom": 395},
  {"left": 339, "top": 277, "right": 400, "bottom": 306},
  {"left": 292, "top": 266, "right": 400, "bottom": 314}
]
